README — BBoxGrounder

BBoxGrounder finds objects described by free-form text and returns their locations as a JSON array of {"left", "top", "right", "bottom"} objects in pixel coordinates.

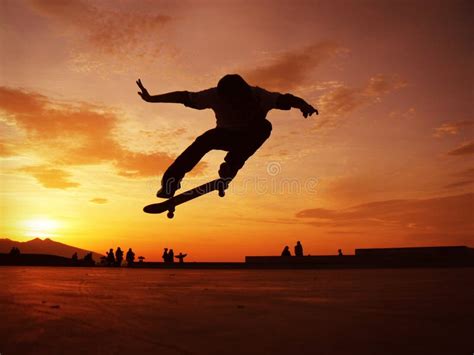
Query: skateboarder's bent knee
[{"left": 255, "top": 118, "right": 272, "bottom": 140}]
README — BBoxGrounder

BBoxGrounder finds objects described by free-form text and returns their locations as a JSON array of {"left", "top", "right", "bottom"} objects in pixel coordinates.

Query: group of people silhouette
[
  {"left": 280, "top": 243, "right": 345, "bottom": 257},
  {"left": 70, "top": 251, "right": 95, "bottom": 265},
  {"left": 162, "top": 248, "right": 187, "bottom": 263},
  {"left": 104, "top": 247, "right": 137, "bottom": 267},
  {"left": 281, "top": 241, "right": 304, "bottom": 257}
]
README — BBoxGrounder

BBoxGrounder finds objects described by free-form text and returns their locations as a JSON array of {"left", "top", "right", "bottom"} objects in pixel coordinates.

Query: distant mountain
[{"left": 0, "top": 237, "right": 103, "bottom": 261}]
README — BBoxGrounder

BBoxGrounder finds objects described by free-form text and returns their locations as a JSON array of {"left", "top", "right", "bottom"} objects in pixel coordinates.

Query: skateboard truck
[
  {"left": 218, "top": 185, "right": 225, "bottom": 197},
  {"left": 167, "top": 205, "right": 176, "bottom": 219}
]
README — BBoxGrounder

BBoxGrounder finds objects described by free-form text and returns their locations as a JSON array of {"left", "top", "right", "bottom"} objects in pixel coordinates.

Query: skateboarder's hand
[
  {"left": 300, "top": 103, "right": 318, "bottom": 118},
  {"left": 136, "top": 79, "right": 152, "bottom": 102}
]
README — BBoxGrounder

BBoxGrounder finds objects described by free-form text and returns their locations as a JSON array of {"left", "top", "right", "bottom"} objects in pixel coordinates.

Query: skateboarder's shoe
[
  {"left": 156, "top": 178, "right": 181, "bottom": 199},
  {"left": 218, "top": 162, "right": 238, "bottom": 180}
]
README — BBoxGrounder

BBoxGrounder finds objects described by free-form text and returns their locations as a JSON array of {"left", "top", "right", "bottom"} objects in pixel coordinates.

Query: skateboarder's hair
[{"left": 217, "top": 74, "right": 252, "bottom": 99}]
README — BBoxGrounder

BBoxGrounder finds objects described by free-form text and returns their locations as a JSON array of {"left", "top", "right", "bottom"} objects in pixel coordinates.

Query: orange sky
[{"left": 1, "top": 0, "right": 473, "bottom": 261}]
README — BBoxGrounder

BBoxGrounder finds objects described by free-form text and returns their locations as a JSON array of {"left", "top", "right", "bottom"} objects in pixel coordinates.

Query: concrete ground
[{"left": 0, "top": 267, "right": 472, "bottom": 355}]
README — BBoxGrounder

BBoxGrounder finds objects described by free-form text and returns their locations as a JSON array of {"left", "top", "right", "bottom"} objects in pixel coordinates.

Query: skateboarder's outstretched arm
[
  {"left": 137, "top": 77, "right": 318, "bottom": 118},
  {"left": 276, "top": 93, "right": 318, "bottom": 118},
  {"left": 136, "top": 79, "right": 189, "bottom": 104}
]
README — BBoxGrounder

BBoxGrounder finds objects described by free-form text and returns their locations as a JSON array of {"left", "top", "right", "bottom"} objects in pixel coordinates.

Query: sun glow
[{"left": 23, "top": 218, "right": 60, "bottom": 238}]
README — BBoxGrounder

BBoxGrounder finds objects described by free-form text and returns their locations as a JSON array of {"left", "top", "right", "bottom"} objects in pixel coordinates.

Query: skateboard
[{"left": 143, "top": 178, "right": 229, "bottom": 218}]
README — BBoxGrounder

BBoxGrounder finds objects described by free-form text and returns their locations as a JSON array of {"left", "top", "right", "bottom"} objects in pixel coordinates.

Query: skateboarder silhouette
[{"left": 137, "top": 74, "right": 317, "bottom": 198}]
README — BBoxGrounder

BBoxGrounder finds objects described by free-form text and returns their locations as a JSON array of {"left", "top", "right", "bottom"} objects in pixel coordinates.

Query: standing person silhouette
[
  {"left": 137, "top": 74, "right": 318, "bottom": 198},
  {"left": 115, "top": 247, "right": 124, "bottom": 267},
  {"left": 168, "top": 249, "right": 175, "bottom": 263},
  {"left": 294, "top": 241, "right": 304, "bottom": 257},
  {"left": 107, "top": 248, "right": 115, "bottom": 266},
  {"left": 162, "top": 248, "right": 169, "bottom": 263},
  {"left": 281, "top": 246, "right": 291, "bottom": 257},
  {"left": 126, "top": 248, "right": 135, "bottom": 267}
]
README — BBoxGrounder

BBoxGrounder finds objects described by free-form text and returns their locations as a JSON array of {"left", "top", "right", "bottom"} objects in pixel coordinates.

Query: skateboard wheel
[
  {"left": 218, "top": 189, "right": 225, "bottom": 197},
  {"left": 167, "top": 211, "right": 174, "bottom": 219}
]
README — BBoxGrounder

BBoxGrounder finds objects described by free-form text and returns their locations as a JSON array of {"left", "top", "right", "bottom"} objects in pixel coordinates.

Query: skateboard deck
[{"left": 143, "top": 178, "right": 229, "bottom": 218}]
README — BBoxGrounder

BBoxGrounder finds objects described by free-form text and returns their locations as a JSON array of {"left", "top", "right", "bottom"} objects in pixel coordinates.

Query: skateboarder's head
[{"left": 217, "top": 74, "right": 252, "bottom": 102}]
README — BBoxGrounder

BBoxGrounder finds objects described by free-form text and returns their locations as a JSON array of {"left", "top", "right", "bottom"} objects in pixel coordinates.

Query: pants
[{"left": 162, "top": 119, "right": 272, "bottom": 183}]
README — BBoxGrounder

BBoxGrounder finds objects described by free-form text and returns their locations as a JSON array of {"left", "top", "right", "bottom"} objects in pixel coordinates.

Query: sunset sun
[{"left": 23, "top": 218, "right": 60, "bottom": 238}]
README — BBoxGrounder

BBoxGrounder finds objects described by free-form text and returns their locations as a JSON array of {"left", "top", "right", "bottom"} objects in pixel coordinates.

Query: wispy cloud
[
  {"left": 453, "top": 167, "right": 474, "bottom": 179},
  {"left": 443, "top": 167, "right": 474, "bottom": 189},
  {"left": 433, "top": 120, "right": 474, "bottom": 138},
  {"left": 139, "top": 128, "right": 187, "bottom": 140},
  {"left": 314, "top": 74, "right": 407, "bottom": 130},
  {"left": 389, "top": 107, "right": 416, "bottom": 120},
  {"left": 443, "top": 180, "right": 474, "bottom": 189},
  {"left": 28, "top": 0, "right": 172, "bottom": 72},
  {"left": 18, "top": 165, "right": 80, "bottom": 189},
  {"left": 296, "top": 193, "right": 473, "bottom": 238},
  {"left": 447, "top": 141, "right": 474, "bottom": 156},
  {"left": 0, "top": 141, "right": 15, "bottom": 157},
  {"left": 243, "top": 41, "right": 345, "bottom": 91},
  {"left": 90, "top": 197, "right": 108, "bottom": 204},
  {"left": 241, "top": 42, "right": 405, "bottom": 131}
]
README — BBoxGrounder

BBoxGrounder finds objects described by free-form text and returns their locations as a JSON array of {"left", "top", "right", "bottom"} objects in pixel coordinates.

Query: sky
[{"left": 1, "top": 0, "right": 473, "bottom": 261}]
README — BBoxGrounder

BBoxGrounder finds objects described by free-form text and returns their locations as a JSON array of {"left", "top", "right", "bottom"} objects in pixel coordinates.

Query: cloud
[
  {"left": 443, "top": 180, "right": 474, "bottom": 189},
  {"left": 320, "top": 175, "right": 389, "bottom": 204},
  {"left": 90, "top": 198, "right": 108, "bottom": 204},
  {"left": 139, "top": 128, "right": 187, "bottom": 140},
  {"left": 0, "top": 86, "right": 129, "bottom": 168},
  {"left": 0, "top": 86, "right": 205, "bottom": 186},
  {"left": 363, "top": 74, "right": 407, "bottom": 97},
  {"left": 433, "top": 120, "right": 474, "bottom": 138},
  {"left": 116, "top": 151, "right": 181, "bottom": 178},
  {"left": 442, "top": 167, "right": 474, "bottom": 190},
  {"left": 0, "top": 141, "right": 15, "bottom": 157},
  {"left": 453, "top": 167, "right": 474, "bottom": 179},
  {"left": 447, "top": 141, "right": 474, "bottom": 156},
  {"left": 317, "top": 86, "right": 361, "bottom": 119},
  {"left": 389, "top": 107, "right": 416, "bottom": 120},
  {"left": 296, "top": 193, "right": 473, "bottom": 238},
  {"left": 19, "top": 165, "right": 80, "bottom": 189},
  {"left": 243, "top": 42, "right": 345, "bottom": 91},
  {"left": 314, "top": 74, "right": 407, "bottom": 130},
  {"left": 28, "top": 0, "right": 172, "bottom": 72}
]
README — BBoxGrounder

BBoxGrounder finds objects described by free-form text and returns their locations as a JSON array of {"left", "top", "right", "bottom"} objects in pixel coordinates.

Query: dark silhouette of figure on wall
[
  {"left": 72, "top": 252, "right": 78, "bottom": 264},
  {"left": 294, "top": 241, "right": 304, "bottom": 257},
  {"left": 281, "top": 246, "right": 291, "bottom": 257},
  {"left": 126, "top": 248, "right": 135, "bottom": 267},
  {"left": 338, "top": 249, "right": 343, "bottom": 256},
  {"left": 9, "top": 247, "right": 20, "bottom": 256},
  {"left": 168, "top": 249, "right": 175, "bottom": 263},
  {"left": 137, "top": 74, "right": 318, "bottom": 198},
  {"left": 83, "top": 252, "right": 94, "bottom": 266},
  {"left": 162, "top": 248, "right": 169, "bottom": 263},
  {"left": 115, "top": 247, "right": 123, "bottom": 267},
  {"left": 107, "top": 248, "right": 115, "bottom": 266},
  {"left": 175, "top": 252, "right": 187, "bottom": 263}
]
